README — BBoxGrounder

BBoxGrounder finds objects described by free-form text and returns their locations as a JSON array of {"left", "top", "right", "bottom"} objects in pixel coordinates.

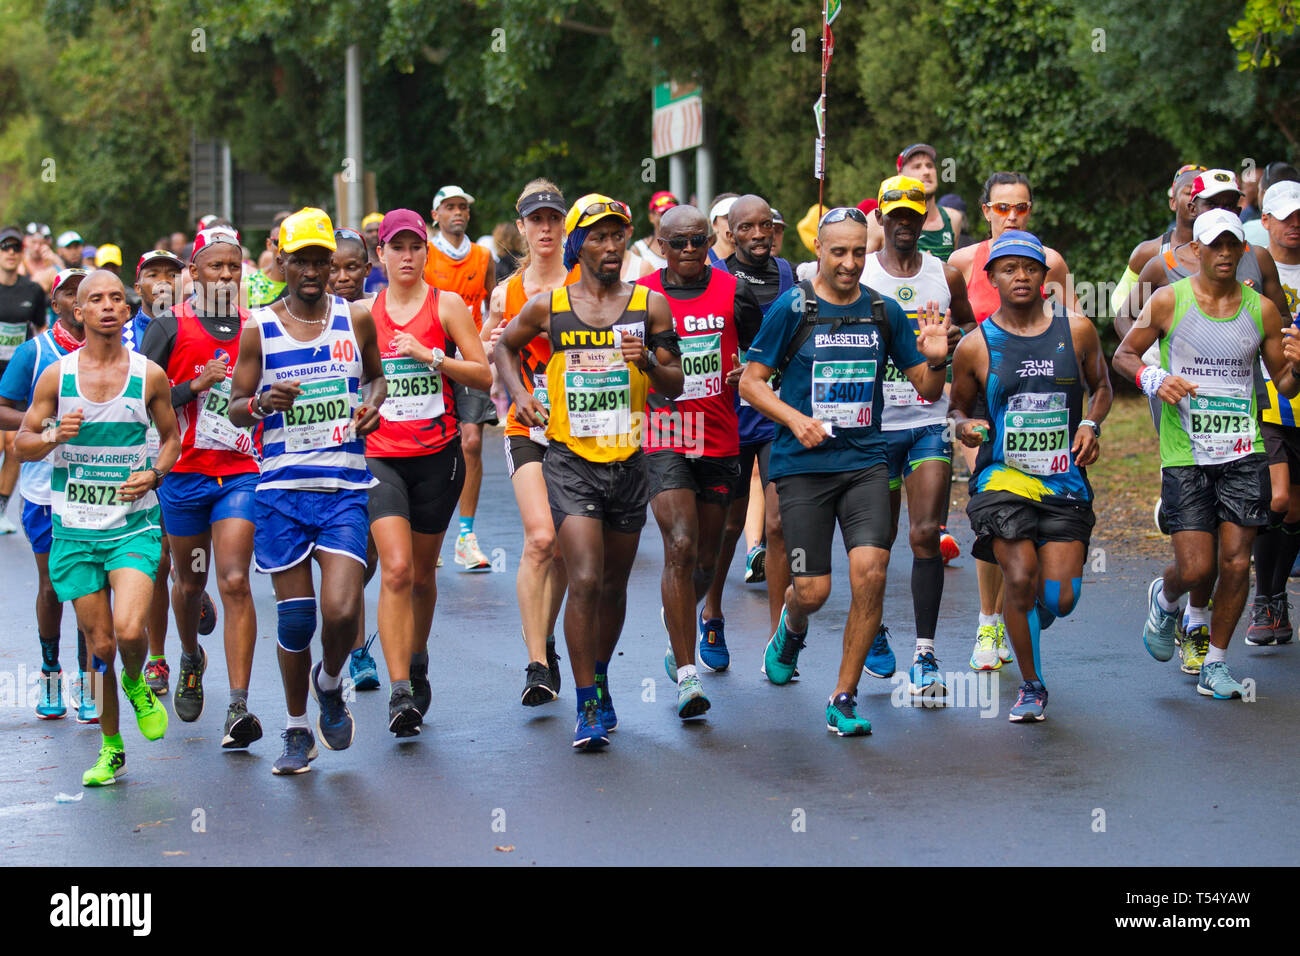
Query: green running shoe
[
  {"left": 676, "top": 674, "right": 710, "bottom": 719},
  {"left": 82, "top": 742, "right": 126, "bottom": 787},
  {"left": 825, "top": 692, "right": 872, "bottom": 736},
  {"left": 1179, "top": 624, "right": 1210, "bottom": 675},
  {"left": 762, "top": 607, "right": 806, "bottom": 685},
  {"left": 122, "top": 670, "right": 168, "bottom": 740}
]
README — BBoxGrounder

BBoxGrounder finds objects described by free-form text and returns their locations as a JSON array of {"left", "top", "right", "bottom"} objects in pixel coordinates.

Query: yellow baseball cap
[
  {"left": 361, "top": 212, "right": 384, "bottom": 230},
  {"left": 95, "top": 243, "right": 123, "bottom": 267},
  {"left": 878, "top": 175, "right": 927, "bottom": 216},
  {"left": 565, "top": 193, "right": 632, "bottom": 234},
  {"left": 279, "top": 207, "right": 336, "bottom": 253}
]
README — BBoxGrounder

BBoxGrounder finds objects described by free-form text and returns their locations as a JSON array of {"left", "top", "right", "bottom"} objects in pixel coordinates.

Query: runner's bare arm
[
  {"left": 631, "top": 290, "right": 684, "bottom": 399},
  {"left": 15, "top": 364, "right": 76, "bottom": 461},
  {"left": 0, "top": 396, "right": 27, "bottom": 431},
  {"left": 1045, "top": 248, "right": 1084, "bottom": 319},
  {"left": 946, "top": 244, "right": 975, "bottom": 283},
  {"left": 1258, "top": 296, "right": 1300, "bottom": 399},
  {"left": 1255, "top": 246, "right": 1294, "bottom": 326},
  {"left": 494, "top": 292, "right": 550, "bottom": 426},
  {"left": 900, "top": 301, "right": 952, "bottom": 402},
  {"left": 478, "top": 265, "right": 498, "bottom": 342},
  {"left": 433, "top": 291, "right": 492, "bottom": 391},
  {"left": 481, "top": 283, "right": 508, "bottom": 342},
  {"left": 1071, "top": 316, "right": 1112, "bottom": 467},
  {"left": 943, "top": 262, "right": 976, "bottom": 333},
  {"left": 227, "top": 315, "right": 274, "bottom": 427},
  {"left": 948, "top": 332, "right": 990, "bottom": 447},
  {"left": 120, "top": 363, "right": 180, "bottom": 502},
  {"left": 1114, "top": 288, "right": 1195, "bottom": 404},
  {"left": 351, "top": 304, "right": 387, "bottom": 435}
]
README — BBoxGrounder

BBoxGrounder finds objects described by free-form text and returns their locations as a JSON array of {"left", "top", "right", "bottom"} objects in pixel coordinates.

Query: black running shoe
[
  {"left": 173, "top": 647, "right": 206, "bottom": 722},
  {"left": 522, "top": 661, "right": 558, "bottom": 706},
  {"left": 388, "top": 687, "right": 423, "bottom": 737},
  {"left": 410, "top": 659, "right": 431, "bottom": 716},
  {"left": 546, "top": 640, "right": 562, "bottom": 695},
  {"left": 221, "top": 700, "right": 263, "bottom": 749},
  {"left": 198, "top": 591, "right": 217, "bottom": 636}
]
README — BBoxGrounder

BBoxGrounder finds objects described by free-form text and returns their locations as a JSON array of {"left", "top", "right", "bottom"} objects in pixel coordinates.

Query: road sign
[{"left": 652, "top": 81, "right": 703, "bottom": 159}]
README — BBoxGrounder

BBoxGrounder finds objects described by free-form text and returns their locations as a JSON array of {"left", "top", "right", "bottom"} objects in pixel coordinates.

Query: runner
[
  {"left": 21, "top": 224, "right": 58, "bottom": 295},
  {"left": 949, "top": 171, "right": 1082, "bottom": 671},
  {"left": 423, "top": 185, "right": 496, "bottom": 572},
  {"left": 0, "top": 225, "right": 48, "bottom": 535},
  {"left": 141, "top": 227, "right": 263, "bottom": 748},
  {"left": 54, "top": 232, "right": 83, "bottom": 270},
  {"left": 641, "top": 204, "right": 762, "bottom": 718},
  {"left": 367, "top": 208, "right": 490, "bottom": 735},
  {"left": 863, "top": 175, "right": 975, "bottom": 698},
  {"left": 245, "top": 211, "right": 292, "bottom": 308},
  {"left": 496, "top": 193, "right": 683, "bottom": 749},
  {"left": 866, "top": 144, "right": 966, "bottom": 260},
  {"left": 1111, "top": 165, "right": 1205, "bottom": 319},
  {"left": 741, "top": 205, "right": 949, "bottom": 736},
  {"left": 771, "top": 207, "right": 787, "bottom": 258},
  {"left": 1114, "top": 209, "right": 1300, "bottom": 699},
  {"left": 486, "top": 179, "right": 571, "bottom": 705},
  {"left": 622, "top": 190, "right": 677, "bottom": 281},
  {"left": 707, "top": 194, "right": 740, "bottom": 266},
  {"left": 228, "top": 208, "right": 386, "bottom": 774},
  {"left": 329, "top": 228, "right": 372, "bottom": 306},
  {"left": 949, "top": 231, "right": 1111, "bottom": 721},
  {"left": 0, "top": 267, "right": 89, "bottom": 721},
  {"left": 16, "top": 269, "right": 180, "bottom": 786},
  {"left": 360, "top": 212, "right": 389, "bottom": 295}
]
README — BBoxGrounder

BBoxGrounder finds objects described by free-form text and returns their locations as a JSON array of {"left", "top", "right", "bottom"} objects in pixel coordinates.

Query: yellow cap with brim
[
  {"left": 280, "top": 207, "right": 337, "bottom": 253},
  {"left": 95, "top": 243, "right": 123, "bottom": 267},
  {"left": 361, "top": 212, "right": 384, "bottom": 230},
  {"left": 878, "top": 175, "right": 927, "bottom": 216},
  {"left": 565, "top": 193, "right": 632, "bottom": 234}
]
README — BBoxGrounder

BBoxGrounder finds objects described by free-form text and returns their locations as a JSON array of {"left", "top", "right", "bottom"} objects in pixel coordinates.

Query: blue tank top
[{"left": 971, "top": 307, "right": 1091, "bottom": 504}]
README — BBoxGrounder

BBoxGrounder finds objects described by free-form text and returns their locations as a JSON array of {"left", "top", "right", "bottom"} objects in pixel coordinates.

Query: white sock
[
  {"left": 1187, "top": 605, "right": 1210, "bottom": 629},
  {"left": 316, "top": 666, "right": 342, "bottom": 691},
  {"left": 286, "top": 712, "right": 309, "bottom": 730},
  {"left": 1204, "top": 644, "right": 1227, "bottom": 665},
  {"left": 677, "top": 664, "right": 698, "bottom": 683},
  {"left": 979, "top": 613, "right": 997, "bottom": 629},
  {"left": 915, "top": 639, "right": 935, "bottom": 658},
  {"left": 1156, "top": 585, "right": 1179, "bottom": 613}
]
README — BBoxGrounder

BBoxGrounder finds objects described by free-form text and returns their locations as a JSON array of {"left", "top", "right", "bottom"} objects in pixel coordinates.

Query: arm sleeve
[
  {"left": 734, "top": 280, "right": 765, "bottom": 352},
  {"left": 1110, "top": 266, "right": 1139, "bottom": 317}
]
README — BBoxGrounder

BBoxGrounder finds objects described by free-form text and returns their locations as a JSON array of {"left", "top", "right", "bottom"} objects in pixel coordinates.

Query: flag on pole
[
  {"left": 822, "top": 25, "right": 835, "bottom": 72},
  {"left": 827, "top": 0, "right": 842, "bottom": 26},
  {"left": 813, "top": 97, "right": 825, "bottom": 138},
  {"left": 814, "top": 137, "right": 824, "bottom": 180}
]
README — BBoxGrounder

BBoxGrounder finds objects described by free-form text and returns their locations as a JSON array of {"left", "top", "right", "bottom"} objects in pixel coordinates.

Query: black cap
[
  {"left": 516, "top": 190, "right": 567, "bottom": 218},
  {"left": 0, "top": 227, "right": 22, "bottom": 245}
]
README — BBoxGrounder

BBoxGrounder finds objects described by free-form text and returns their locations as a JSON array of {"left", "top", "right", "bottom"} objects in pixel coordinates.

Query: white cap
[
  {"left": 709, "top": 197, "right": 737, "bottom": 223},
  {"left": 1191, "top": 169, "right": 1241, "bottom": 201},
  {"left": 1263, "top": 180, "right": 1300, "bottom": 221},
  {"left": 432, "top": 185, "right": 475, "bottom": 209},
  {"left": 56, "top": 230, "right": 82, "bottom": 248},
  {"left": 1192, "top": 208, "right": 1245, "bottom": 245}
]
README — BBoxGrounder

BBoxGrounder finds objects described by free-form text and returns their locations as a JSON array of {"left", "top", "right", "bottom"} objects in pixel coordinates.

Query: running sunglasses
[
  {"left": 1174, "top": 164, "right": 1207, "bottom": 180},
  {"left": 881, "top": 186, "right": 926, "bottom": 204},
  {"left": 818, "top": 206, "right": 869, "bottom": 228},
  {"left": 987, "top": 201, "right": 1032, "bottom": 215},
  {"left": 581, "top": 200, "right": 632, "bottom": 222},
  {"left": 334, "top": 227, "right": 369, "bottom": 256},
  {"left": 665, "top": 233, "right": 708, "bottom": 250}
]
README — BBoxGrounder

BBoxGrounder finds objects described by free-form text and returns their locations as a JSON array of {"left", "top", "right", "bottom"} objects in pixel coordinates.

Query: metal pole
[
  {"left": 669, "top": 154, "right": 687, "bottom": 205},
  {"left": 817, "top": 3, "right": 828, "bottom": 219},
  {"left": 220, "top": 141, "right": 233, "bottom": 222},
  {"left": 696, "top": 137, "right": 713, "bottom": 218},
  {"left": 345, "top": 44, "right": 364, "bottom": 229}
]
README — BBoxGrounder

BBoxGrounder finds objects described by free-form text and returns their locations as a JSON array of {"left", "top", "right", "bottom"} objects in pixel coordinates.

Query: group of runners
[{"left": 5, "top": 146, "right": 1299, "bottom": 783}]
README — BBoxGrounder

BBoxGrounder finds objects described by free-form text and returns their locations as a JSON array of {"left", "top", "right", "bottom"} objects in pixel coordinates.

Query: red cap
[
  {"left": 896, "top": 143, "right": 937, "bottom": 172},
  {"left": 648, "top": 190, "right": 679, "bottom": 213},
  {"left": 378, "top": 209, "right": 428, "bottom": 245},
  {"left": 856, "top": 198, "right": 879, "bottom": 215},
  {"left": 190, "top": 226, "right": 241, "bottom": 264}
]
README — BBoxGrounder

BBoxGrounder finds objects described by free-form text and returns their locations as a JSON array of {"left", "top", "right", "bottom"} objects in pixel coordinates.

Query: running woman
[
  {"left": 16, "top": 269, "right": 181, "bottom": 786},
  {"left": 497, "top": 193, "right": 683, "bottom": 749},
  {"left": 367, "top": 209, "right": 490, "bottom": 735},
  {"left": 950, "top": 231, "right": 1111, "bottom": 722},
  {"left": 1114, "top": 209, "right": 1300, "bottom": 700},
  {"left": 228, "top": 208, "right": 386, "bottom": 774}
]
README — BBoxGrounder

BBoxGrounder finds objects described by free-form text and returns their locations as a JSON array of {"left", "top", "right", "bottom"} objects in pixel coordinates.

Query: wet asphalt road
[{"left": 2, "top": 429, "right": 1298, "bottom": 866}]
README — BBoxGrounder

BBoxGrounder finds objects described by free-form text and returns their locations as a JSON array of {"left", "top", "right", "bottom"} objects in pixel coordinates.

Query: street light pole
[{"left": 345, "top": 44, "right": 363, "bottom": 229}]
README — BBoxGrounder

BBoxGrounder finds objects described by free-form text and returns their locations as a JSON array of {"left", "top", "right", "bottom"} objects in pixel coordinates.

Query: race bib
[
  {"left": 679, "top": 332, "right": 723, "bottom": 400},
  {"left": 0, "top": 321, "right": 25, "bottom": 361},
  {"left": 1188, "top": 389, "right": 1254, "bottom": 464},
  {"left": 1003, "top": 392, "right": 1070, "bottom": 476},
  {"left": 62, "top": 463, "right": 129, "bottom": 531},
  {"left": 811, "top": 359, "right": 876, "bottom": 428},
  {"left": 283, "top": 377, "right": 352, "bottom": 452},
  {"left": 529, "top": 381, "right": 550, "bottom": 446},
  {"left": 195, "top": 377, "right": 255, "bottom": 454},
  {"left": 565, "top": 368, "right": 630, "bottom": 438},
  {"left": 381, "top": 357, "right": 444, "bottom": 422},
  {"left": 882, "top": 361, "right": 930, "bottom": 407}
]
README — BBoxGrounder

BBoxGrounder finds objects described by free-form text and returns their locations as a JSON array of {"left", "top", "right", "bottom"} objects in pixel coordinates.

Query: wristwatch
[
  {"left": 1080, "top": 419, "right": 1101, "bottom": 437},
  {"left": 641, "top": 350, "right": 659, "bottom": 370},
  {"left": 430, "top": 347, "right": 445, "bottom": 369},
  {"left": 148, "top": 467, "right": 165, "bottom": 488}
]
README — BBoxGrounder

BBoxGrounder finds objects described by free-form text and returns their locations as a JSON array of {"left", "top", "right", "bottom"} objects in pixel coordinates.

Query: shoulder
[
  {"left": 1044, "top": 246, "right": 1069, "bottom": 272},
  {"left": 947, "top": 243, "right": 975, "bottom": 272},
  {"left": 1128, "top": 237, "right": 1160, "bottom": 271}
]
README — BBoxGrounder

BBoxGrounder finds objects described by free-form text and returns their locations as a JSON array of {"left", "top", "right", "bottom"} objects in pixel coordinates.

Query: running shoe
[
  {"left": 122, "top": 670, "right": 168, "bottom": 740},
  {"left": 272, "top": 728, "right": 318, "bottom": 775},
  {"left": 825, "top": 692, "right": 872, "bottom": 736},
  {"left": 595, "top": 674, "right": 617, "bottom": 732},
  {"left": 198, "top": 591, "right": 217, "bottom": 636},
  {"left": 36, "top": 669, "right": 66, "bottom": 719},
  {"left": 939, "top": 529, "right": 960, "bottom": 564},
  {"left": 546, "top": 639, "right": 562, "bottom": 694},
  {"left": 310, "top": 662, "right": 355, "bottom": 751},
  {"left": 661, "top": 606, "right": 678, "bottom": 681},
  {"left": 969, "top": 624, "right": 1001, "bottom": 671},
  {"left": 1197, "top": 660, "right": 1246, "bottom": 699},
  {"left": 1009, "top": 679, "right": 1048, "bottom": 722},
  {"left": 410, "top": 658, "right": 431, "bottom": 716},
  {"left": 995, "top": 621, "right": 1012, "bottom": 663},
  {"left": 744, "top": 544, "right": 766, "bottom": 583},
  {"left": 454, "top": 531, "right": 491, "bottom": 571},
  {"left": 677, "top": 673, "right": 711, "bottom": 719},
  {"left": 1179, "top": 623, "right": 1210, "bottom": 675},
  {"left": 1142, "top": 577, "right": 1179, "bottom": 662},
  {"left": 863, "top": 625, "right": 896, "bottom": 679},
  {"left": 388, "top": 687, "right": 423, "bottom": 736},
  {"left": 348, "top": 634, "right": 381, "bottom": 691},
  {"left": 1246, "top": 594, "right": 1277, "bottom": 646},
  {"left": 0, "top": 513, "right": 17, "bottom": 535},
  {"left": 762, "top": 607, "right": 806, "bottom": 685},
  {"left": 1272, "top": 593, "right": 1294, "bottom": 644},
  {"left": 173, "top": 646, "right": 206, "bottom": 722},
  {"left": 698, "top": 611, "right": 729, "bottom": 671},
  {"left": 143, "top": 657, "right": 169, "bottom": 696},
  {"left": 908, "top": 651, "right": 947, "bottom": 701},
  {"left": 1153, "top": 497, "right": 1170, "bottom": 535},
  {"left": 222, "top": 701, "right": 263, "bottom": 749},
  {"left": 82, "top": 742, "right": 126, "bottom": 787},
  {"left": 521, "top": 661, "right": 557, "bottom": 706},
  {"left": 573, "top": 698, "right": 609, "bottom": 750},
  {"left": 75, "top": 672, "right": 98, "bottom": 724},
  {"left": 436, "top": 554, "right": 443, "bottom": 568}
]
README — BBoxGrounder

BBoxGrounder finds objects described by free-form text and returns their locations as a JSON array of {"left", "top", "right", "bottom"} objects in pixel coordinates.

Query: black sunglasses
[
  {"left": 881, "top": 187, "right": 926, "bottom": 204},
  {"left": 0, "top": 240, "right": 21, "bottom": 252},
  {"left": 665, "top": 233, "right": 708, "bottom": 250}
]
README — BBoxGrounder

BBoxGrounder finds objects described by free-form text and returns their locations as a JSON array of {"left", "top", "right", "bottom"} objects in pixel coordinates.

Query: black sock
[
  {"left": 39, "top": 635, "right": 59, "bottom": 672},
  {"left": 1272, "top": 522, "right": 1300, "bottom": 596},
  {"left": 912, "top": 555, "right": 945, "bottom": 644},
  {"left": 76, "top": 629, "right": 88, "bottom": 672},
  {"left": 1254, "top": 529, "right": 1281, "bottom": 599}
]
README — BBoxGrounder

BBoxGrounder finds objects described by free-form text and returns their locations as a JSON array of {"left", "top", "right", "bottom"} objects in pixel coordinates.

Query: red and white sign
[{"left": 652, "top": 89, "right": 703, "bottom": 159}]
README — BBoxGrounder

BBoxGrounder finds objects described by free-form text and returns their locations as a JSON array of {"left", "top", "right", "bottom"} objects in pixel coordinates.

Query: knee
[
  {"left": 380, "top": 555, "right": 414, "bottom": 593},
  {"left": 216, "top": 565, "right": 251, "bottom": 600},
  {"left": 1001, "top": 570, "right": 1038, "bottom": 612},
  {"left": 1272, "top": 489, "right": 1290, "bottom": 516},
  {"left": 792, "top": 577, "right": 831, "bottom": 613},
  {"left": 114, "top": 618, "right": 146, "bottom": 647},
  {"left": 567, "top": 565, "right": 601, "bottom": 600},
  {"left": 320, "top": 592, "right": 358, "bottom": 632},
  {"left": 850, "top": 563, "right": 888, "bottom": 600},
  {"left": 276, "top": 597, "right": 317, "bottom": 653},
  {"left": 522, "top": 528, "right": 557, "bottom": 565},
  {"left": 664, "top": 530, "right": 698, "bottom": 572},
  {"left": 1220, "top": 550, "right": 1252, "bottom": 580},
  {"left": 1041, "top": 577, "right": 1082, "bottom": 617},
  {"left": 908, "top": 518, "right": 940, "bottom": 553},
  {"left": 175, "top": 571, "right": 206, "bottom": 601},
  {"left": 462, "top": 431, "right": 482, "bottom": 456}
]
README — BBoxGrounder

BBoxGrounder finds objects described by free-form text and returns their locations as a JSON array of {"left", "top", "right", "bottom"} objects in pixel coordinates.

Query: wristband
[
  {"left": 1135, "top": 364, "right": 1146, "bottom": 389},
  {"left": 248, "top": 394, "right": 268, "bottom": 421},
  {"left": 1139, "top": 365, "right": 1170, "bottom": 398},
  {"left": 1080, "top": 419, "right": 1100, "bottom": 438}
]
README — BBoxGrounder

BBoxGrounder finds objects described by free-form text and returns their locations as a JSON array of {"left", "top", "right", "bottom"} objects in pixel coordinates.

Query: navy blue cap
[{"left": 984, "top": 230, "right": 1046, "bottom": 270}]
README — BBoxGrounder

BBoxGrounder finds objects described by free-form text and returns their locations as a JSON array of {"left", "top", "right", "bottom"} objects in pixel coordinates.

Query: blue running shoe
[
  {"left": 75, "top": 672, "right": 98, "bottom": 724},
  {"left": 908, "top": 651, "right": 947, "bottom": 702},
  {"left": 698, "top": 611, "right": 729, "bottom": 671},
  {"left": 36, "top": 669, "right": 66, "bottom": 719},
  {"left": 1009, "top": 679, "right": 1048, "bottom": 722},
  {"left": 1197, "top": 660, "right": 1246, "bottom": 699},
  {"left": 762, "top": 607, "right": 806, "bottom": 685},
  {"left": 595, "top": 674, "right": 617, "bottom": 732},
  {"left": 825, "top": 692, "right": 872, "bottom": 736},
  {"left": 863, "top": 625, "right": 896, "bottom": 679},
  {"left": 573, "top": 698, "right": 609, "bottom": 750},
  {"left": 744, "top": 544, "right": 766, "bottom": 583},
  {"left": 310, "top": 662, "right": 355, "bottom": 751},
  {"left": 1143, "top": 577, "right": 1179, "bottom": 662},
  {"left": 348, "top": 634, "right": 381, "bottom": 691}
]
